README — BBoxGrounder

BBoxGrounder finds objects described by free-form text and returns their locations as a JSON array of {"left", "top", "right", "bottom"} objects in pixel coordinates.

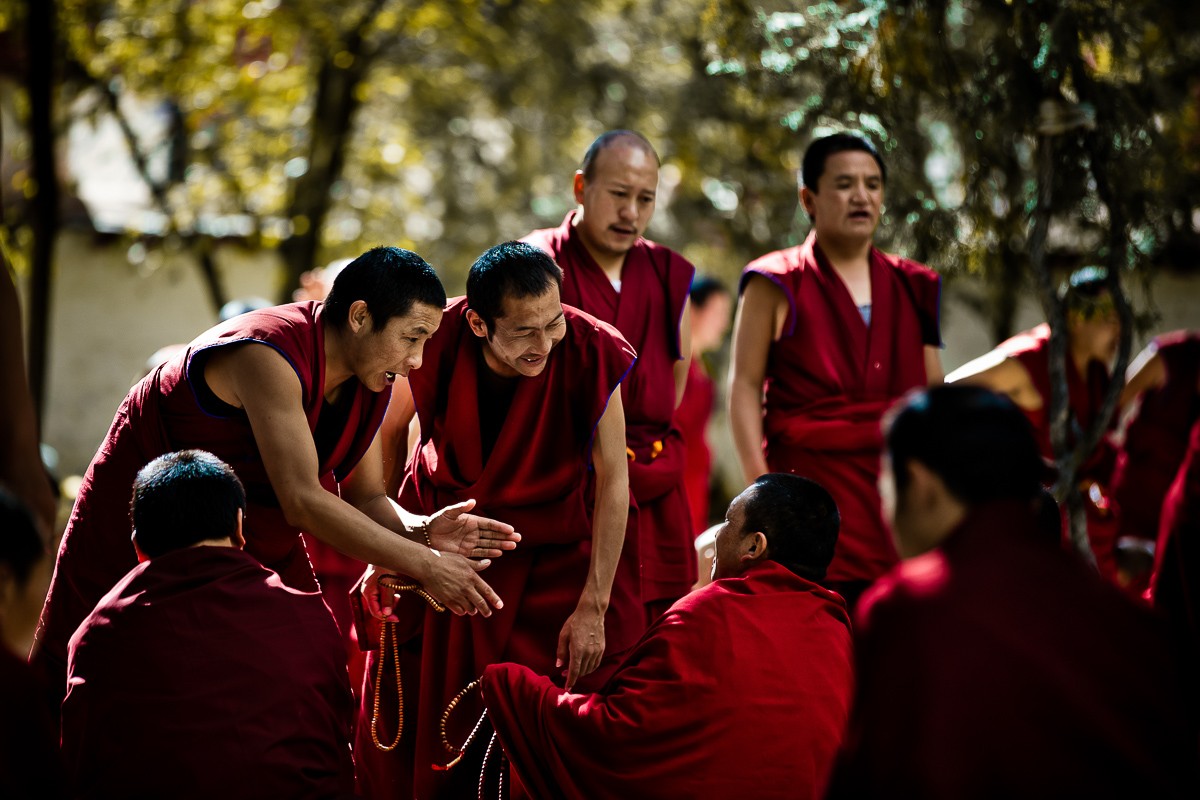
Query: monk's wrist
[{"left": 576, "top": 589, "right": 609, "bottom": 615}]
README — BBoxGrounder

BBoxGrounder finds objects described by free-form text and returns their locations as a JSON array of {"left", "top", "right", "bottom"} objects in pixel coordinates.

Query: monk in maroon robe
[
  {"left": 827, "top": 386, "right": 1198, "bottom": 799},
  {"left": 62, "top": 451, "right": 355, "bottom": 799},
  {"left": 1152, "top": 416, "right": 1200, "bottom": 663},
  {"left": 34, "top": 247, "right": 518, "bottom": 716},
  {"left": 676, "top": 277, "right": 732, "bottom": 535},
  {"left": 730, "top": 133, "right": 942, "bottom": 611},
  {"left": 949, "top": 268, "right": 1122, "bottom": 578},
  {"left": 355, "top": 242, "right": 635, "bottom": 799},
  {"left": 1112, "top": 331, "right": 1200, "bottom": 543},
  {"left": 481, "top": 473, "right": 853, "bottom": 800},
  {"left": 523, "top": 130, "right": 696, "bottom": 622}
]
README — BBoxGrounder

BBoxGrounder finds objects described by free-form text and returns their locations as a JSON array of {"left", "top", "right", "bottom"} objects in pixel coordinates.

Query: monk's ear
[
  {"left": 465, "top": 309, "right": 489, "bottom": 339},
  {"left": 573, "top": 171, "right": 586, "bottom": 205},
  {"left": 348, "top": 300, "right": 372, "bottom": 334},
  {"left": 740, "top": 531, "right": 770, "bottom": 565},
  {"left": 231, "top": 509, "right": 246, "bottom": 550},
  {"left": 799, "top": 186, "right": 816, "bottom": 219}
]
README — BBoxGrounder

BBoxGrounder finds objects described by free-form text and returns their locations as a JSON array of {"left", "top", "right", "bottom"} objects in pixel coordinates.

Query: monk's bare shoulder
[
  {"left": 739, "top": 273, "right": 789, "bottom": 342},
  {"left": 200, "top": 342, "right": 301, "bottom": 410},
  {"left": 946, "top": 351, "right": 1040, "bottom": 411}
]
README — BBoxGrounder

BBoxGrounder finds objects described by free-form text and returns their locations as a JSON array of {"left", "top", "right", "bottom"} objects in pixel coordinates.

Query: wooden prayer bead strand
[
  {"left": 369, "top": 620, "right": 404, "bottom": 751},
  {"left": 369, "top": 579, "right": 446, "bottom": 751},
  {"left": 478, "top": 730, "right": 501, "bottom": 800},
  {"left": 433, "top": 679, "right": 484, "bottom": 770}
]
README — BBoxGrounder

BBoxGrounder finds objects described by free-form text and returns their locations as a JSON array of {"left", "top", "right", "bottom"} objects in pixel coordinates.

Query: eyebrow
[{"left": 511, "top": 312, "right": 565, "bottom": 332}]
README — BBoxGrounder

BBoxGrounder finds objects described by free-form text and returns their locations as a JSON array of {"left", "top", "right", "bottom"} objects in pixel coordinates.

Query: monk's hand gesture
[
  {"left": 424, "top": 499, "right": 521, "bottom": 560},
  {"left": 557, "top": 601, "right": 606, "bottom": 691},
  {"left": 418, "top": 549, "right": 505, "bottom": 618}
]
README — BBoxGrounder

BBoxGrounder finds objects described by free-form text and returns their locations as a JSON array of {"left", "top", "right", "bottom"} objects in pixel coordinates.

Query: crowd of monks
[{"left": 1, "top": 129, "right": 1198, "bottom": 799}]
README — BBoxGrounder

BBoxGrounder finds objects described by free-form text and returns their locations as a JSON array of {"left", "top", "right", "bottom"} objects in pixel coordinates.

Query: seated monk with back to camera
[
  {"left": 61, "top": 450, "right": 357, "bottom": 799},
  {"left": 827, "top": 385, "right": 1199, "bottom": 799}
]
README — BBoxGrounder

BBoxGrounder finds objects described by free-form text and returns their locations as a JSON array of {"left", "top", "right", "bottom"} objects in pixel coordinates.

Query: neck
[
  {"left": 816, "top": 233, "right": 872, "bottom": 271},
  {"left": 1068, "top": 340, "right": 1096, "bottom": 377},
  {"left": 322, "top": 321, "right": 355, "bottom": 399}
]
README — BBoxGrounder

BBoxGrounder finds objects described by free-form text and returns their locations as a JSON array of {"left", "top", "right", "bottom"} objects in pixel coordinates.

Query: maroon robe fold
[
  {"left": 742, "top": 233, "right": 940, "bottom": 585},
  {"left": 827, "top": 499, "right": 1199, "bottom": 799},
  {"left": 677, "top": 359, "right": 716, "bottom": 532},
  {"left": 62, "top": 546, "right": 355, "bottom": 799},
  {"left": 1112, "top": 331, "right": 1200, "bottom": 542},
  {"left": 1152, "top": 416, "right": 1200, "bottom": 659},
  {"left": 481, "top": 560, "right": 854, "bottom": 800},
  {"left": 34, "top": 302, "right": 388, "bottom": 712},
  {"left": 355, "top": 298, "right": 637, "bottom": 800},
  {"left": 524, "top": 212, "right": 697, "bottom": 605},
  {"left": 999, "top": 323, "right": 1119, "bottom": 576}
]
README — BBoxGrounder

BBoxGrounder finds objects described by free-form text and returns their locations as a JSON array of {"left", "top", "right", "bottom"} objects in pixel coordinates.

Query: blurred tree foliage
[
  {"left": 704, "top": 0, "right": 1200, "bottom": 338},
  {"left": 1, "top": 0, "right": 1197, "bottom": 333}
]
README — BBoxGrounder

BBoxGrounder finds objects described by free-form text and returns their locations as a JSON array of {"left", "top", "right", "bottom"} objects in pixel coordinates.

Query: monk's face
[
  {"left": 348, "top": 301, "right": 443, "bottom": 392},
  {"left": 801, "top": 150, "right": 883, "bottom": 247},
  {"left": 712, "top": 491, "right": 754, "bottom": 580},
  {"left": 1068, "top": 291, "right": 1120, "bottom": 364},
  {"left": 572, "top": 140, "right": 658, "bottom": 264},
  {"left": 474, "top": 286, "right": 567, "bottom": 378}
]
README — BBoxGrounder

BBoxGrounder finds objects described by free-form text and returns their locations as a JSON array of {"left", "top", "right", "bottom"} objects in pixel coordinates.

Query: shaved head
[{"left": 580, "top": 130, "right": 660, "bottom": 180}]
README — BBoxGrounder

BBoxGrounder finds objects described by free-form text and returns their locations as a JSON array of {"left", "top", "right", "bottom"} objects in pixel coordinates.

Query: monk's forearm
[
  {"left": 580, "top": 473, "right": 629, "bottom": 613},
  {"left": 283, "top": 491, "right": 432, "bottom": 579},
  {"left": 729, "top": 380, "right": 769, "bottom": 485}
]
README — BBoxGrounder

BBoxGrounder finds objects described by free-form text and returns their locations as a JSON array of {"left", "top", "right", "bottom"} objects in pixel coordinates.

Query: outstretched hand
[{"left": 425, "top": 498, "right": 521, "bottom": 560}]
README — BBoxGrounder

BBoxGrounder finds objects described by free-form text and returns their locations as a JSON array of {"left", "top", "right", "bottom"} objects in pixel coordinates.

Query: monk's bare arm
[
  {"left": 729, "top": 276, "right": 785, "bottom": 486},
  {"left": 673, "top": 298, "right": 693, "bottom": 408},
  {"left": 924, "top": 345, "right": 945, "bottom": 385},
  {"left": 379, "top": 378, "right": 417, "bottom": 497},
  {"left": 558, "top": 389, "right": 629, "bottom": 690},
  {"left": 1119, "top": 345, "right": 1164, "bottom": 409},
  {"left": 945, "top": 350, "right": 1040, "bottom": 410},
  {"left": 207, "top": 344, "right": 501, "bottom": 615}
]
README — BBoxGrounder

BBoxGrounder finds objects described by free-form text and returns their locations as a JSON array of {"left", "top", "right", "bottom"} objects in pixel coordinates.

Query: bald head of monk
[
  {"left": 131, "top": 450, "right": 248, "bottom": 560},
  {"left": 572, "top": 130, "right": 661, "bottom": 270},
  {"left": 466, "top": 241, "right": 567, "bottom": 378},
  {"left": 881, "top": 385, "right": 1044, "bottom": 558},
  {"left": 711, "top": 473, "right": 840, "bottom": 582}
]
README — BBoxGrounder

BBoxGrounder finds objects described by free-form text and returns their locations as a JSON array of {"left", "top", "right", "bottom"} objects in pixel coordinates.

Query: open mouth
[
  {"left": 385, "top": 371, "right": 397, "bottom": 384},
  {"left": 610, "top": 225, "right": 636, "bottom": 237},
  {"left": 849, "top": 210, "right": 872, "bottom": 220}
]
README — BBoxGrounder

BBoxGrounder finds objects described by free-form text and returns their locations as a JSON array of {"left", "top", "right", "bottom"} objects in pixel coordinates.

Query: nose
[
  {"left": 406, "top": 345, "right": 425, "bottom": 372},
  {"left": 618, "top": 197, "right": 638, "bottom": 221}
]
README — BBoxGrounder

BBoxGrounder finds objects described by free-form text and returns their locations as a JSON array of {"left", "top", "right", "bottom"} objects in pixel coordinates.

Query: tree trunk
[
  {"left": 26, "top": 0, "right": 59, "bottom": 425},
  {"left": 276, "top": 0, "right": 388, "bottom": 302}
]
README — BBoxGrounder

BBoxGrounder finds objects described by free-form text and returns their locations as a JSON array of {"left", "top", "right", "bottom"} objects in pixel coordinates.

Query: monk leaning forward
[{"left": 354, "top": 242, "right": 637, "bottom": 799}]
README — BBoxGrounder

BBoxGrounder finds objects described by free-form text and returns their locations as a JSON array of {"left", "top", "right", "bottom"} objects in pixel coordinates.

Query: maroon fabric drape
[
  {"left": 524, "top": 213, "right": 697, "bottom": 605},
  {"left": 676, "top": 359, "right": 716, "bottom": 533},
  {"left": 828, "top": 499, "right": 1199, "bottom": 799},
  {"left": 354, "top": 299, "right": 637, "bottom": 800},
  {"left": 1112, "top": 331, "right": 1200, "bottom": 542},
  {"left": 62, "top": 546, "right": 355, "bottom": 799},
  {"left": 1152, "top": 416, "right": 1200, "bottom": 659},
  {"left": 34, "top": 302, "right": 388, "bottom": 712},
  {"left": 481, "top": 560, "right": 854, "bottom": 800},
  {"left": 741, "top": 232, "right": 940, "bottom": 584}
]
